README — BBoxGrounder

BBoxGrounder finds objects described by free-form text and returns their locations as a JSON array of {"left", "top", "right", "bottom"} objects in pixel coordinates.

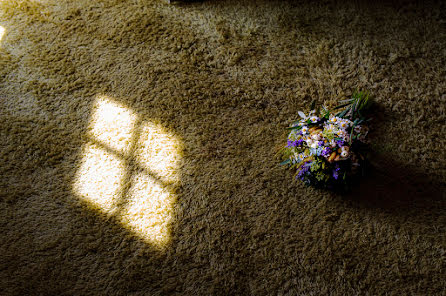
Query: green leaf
[
  {"left": 351, "top": 99, "right": 358, "bottom": 118},
  {"left": 310, "top": 100, "right": 316, "bottom": 110},
  {"left": 286, "top": 125, "right": 302, "bottom": 130},
  {"left": 333, "top": 103, "right": 351, "bottom": 110},
  {"left": 280, "top": 159, "right": 291, "bottom": 166},
  {"left": 337, "top": 109, "right": 349, "bottom": 118}
]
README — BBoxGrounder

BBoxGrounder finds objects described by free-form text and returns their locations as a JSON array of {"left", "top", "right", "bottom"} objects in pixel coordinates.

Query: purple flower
[
  {"left": 332, "top": 165, "right": 341, "bottom": 180},
  {"left": 296, "top": 161, "right": 311, "bottom": 180},
  {"left": 322, "top": 147, "right": 331, "bottom": 157},
  {"left": 318, "top": 141, "right": 325, "bottom": 147},
  {"left": 333, "top": 171, "right": 339, "bottom": 180},
  {"left": 336, "top": 140, "right": 345, "bottom": 147},
  {"left": 288, "top": 139, "right": 304, "bottom": 147}
]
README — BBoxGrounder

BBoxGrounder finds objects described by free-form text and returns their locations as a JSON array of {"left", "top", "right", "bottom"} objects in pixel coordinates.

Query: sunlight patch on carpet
[
  {"left": 135, "top": 121, "right": 181, "bottom": 184},
  {"left": 88, "top": 95, "right": 138, "bottom": 154},
  {"left": 73, "top": 95, "right": 182, "bottom": 248},
  {"left": 0, "top": 26, "right": 5, "bottom": 41},
  {"left": 121, "top": 173, "right": 176, "bottom": 247},
  {"left": 74, "top": 143, "right": 126, "bottom": 214}
]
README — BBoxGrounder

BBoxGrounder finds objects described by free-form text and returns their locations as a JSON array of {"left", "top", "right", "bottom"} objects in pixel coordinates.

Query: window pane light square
[
  {"left": 88, "top": 95, "right": 137, "bottom": 154},
  {"left": 73, "top": 143, "right": 126, "bottom": 214},
  {"left": 135, "top": 121, "right": 182, "bottom": 184},
  {"left": 120, "top": 173, "right": 175, "bottom": 248}
]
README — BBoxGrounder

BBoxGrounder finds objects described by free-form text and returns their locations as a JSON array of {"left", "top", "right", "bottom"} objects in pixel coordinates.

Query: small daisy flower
[
  {"left": 339, "top": 120, "right": 349, "bottom": 129},
  {"left": 310, "top": 116, "right": 319, "bottom": 123},
  {"left": 301, "top": 126, "right": 309, "bottom": 134},
  {"left": 324, "top": 123, "right": 335, "bottom": 132},
  {"left": 330, "top": 115, "right": 340, "bottom": 124},
  {"left": 337, "top": 130, "right": 347, "bottom": 138},
  {"left": 340, "top": 150, "right": 349, "bottom": 158}
]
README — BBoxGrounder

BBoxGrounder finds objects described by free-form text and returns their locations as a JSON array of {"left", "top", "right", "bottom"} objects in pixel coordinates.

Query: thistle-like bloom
[
  {"left": 337, "top": 140, "right": 345, "bottom": 147},
  {"left": 332, "top": 165, "right": 341, "bottom": 180},
  {"left": 287, "top": 138, "right": 305, "bottom": 147},
  {"left": 297, "top": 162, "right": 311, "bottom": 180},
  {"left": 322, "top": 147, "right": 331, "bottom": 157}
]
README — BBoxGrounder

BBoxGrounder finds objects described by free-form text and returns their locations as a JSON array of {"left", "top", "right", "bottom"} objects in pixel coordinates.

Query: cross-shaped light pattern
[{"left": 73, "top": 95, "right": 182, "bottom": 248}]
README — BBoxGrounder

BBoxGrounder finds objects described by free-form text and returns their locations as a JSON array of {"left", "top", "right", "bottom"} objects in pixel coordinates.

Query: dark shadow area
[
  {"left": 1, "top": 0, "right": 445, "bottom": 295},
  {"left": 345, "top": 153, "right": 444, "bottom": 219}
]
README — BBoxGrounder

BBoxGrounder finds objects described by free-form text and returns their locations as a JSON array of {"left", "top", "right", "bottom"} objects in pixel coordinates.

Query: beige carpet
[{"left": 1, "top": 0, "right": 445, "bottom": 295}]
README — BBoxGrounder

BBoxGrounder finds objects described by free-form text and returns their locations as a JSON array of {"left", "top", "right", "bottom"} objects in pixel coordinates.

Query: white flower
[
  {"left": 298, "top": 110, "right": 316, "bottom": 121},
  {"left": 301, "top": 126, "right": 309, "bottom": 134},
  {"left": 310, "top": 116, "right": 319, "bottom": 123},
  {"left": 340, "top": 150, "right": 349, "bottom": 157},
  {"left": 310, "top": 141, "right": 319, "bottom": 149},
  {"left": 330, "top": 115, "right": 340, "bottom": 124},
  {"left": 311, "top": 133, "right": 321, "bottom": 141},
  {"left": 339, "top": 120, "right": 349, "bottom": 129},
  {"left": 340, "top": 146, "right": 349, "bottom": 151},
  {"left": 337, "top": 130, "right": 347, "bottom": 138},
  {"left": 324, "top": 123, "right": 336, "bottom": 131}
]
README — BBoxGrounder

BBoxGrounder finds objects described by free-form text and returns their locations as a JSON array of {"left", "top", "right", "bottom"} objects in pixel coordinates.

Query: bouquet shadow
[{"left": 343, "top": 152, "right": 444, "bottom": 225}]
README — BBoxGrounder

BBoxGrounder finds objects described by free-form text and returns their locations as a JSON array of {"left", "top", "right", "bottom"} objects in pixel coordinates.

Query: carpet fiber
[{"left": 1, "top": 0, "right": 445, "bottom": 295}]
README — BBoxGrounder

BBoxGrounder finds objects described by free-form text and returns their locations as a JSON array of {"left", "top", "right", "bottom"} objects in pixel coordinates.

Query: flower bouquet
[{"left": 280, "top": 91, "right": 373, "bottom": 192}]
